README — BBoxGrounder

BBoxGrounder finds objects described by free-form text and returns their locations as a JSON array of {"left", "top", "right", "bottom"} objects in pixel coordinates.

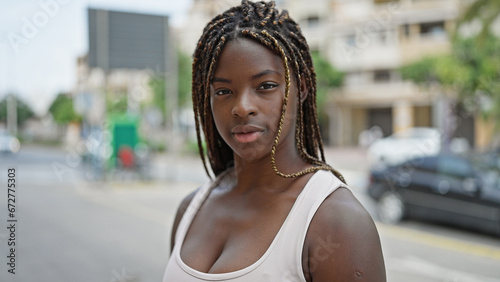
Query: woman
[{"left": 164, "top": 1, "right": 386, "bottom": 281}]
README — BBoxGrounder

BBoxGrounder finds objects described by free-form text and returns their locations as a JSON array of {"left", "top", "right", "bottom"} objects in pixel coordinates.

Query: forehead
[{"left": 214, "top": 37, "right": 283, "bottom": 75}]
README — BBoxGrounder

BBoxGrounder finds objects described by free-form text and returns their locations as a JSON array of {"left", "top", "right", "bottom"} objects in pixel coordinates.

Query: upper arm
[
  {"left": 305, "top": 187, "right": 386, "bottom": 281},
  {"left": 170, "top": 188, "right": 199, "bottom": 253}
]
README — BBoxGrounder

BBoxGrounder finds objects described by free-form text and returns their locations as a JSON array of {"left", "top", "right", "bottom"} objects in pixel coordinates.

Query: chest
[{"left": 179, "top": 189, "right": 303, "bottom": 274}]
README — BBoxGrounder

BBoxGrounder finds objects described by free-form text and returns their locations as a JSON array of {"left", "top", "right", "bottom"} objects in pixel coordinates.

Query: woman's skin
[{"left": 171, "top": 38, "right": 386, "bottom": 281}]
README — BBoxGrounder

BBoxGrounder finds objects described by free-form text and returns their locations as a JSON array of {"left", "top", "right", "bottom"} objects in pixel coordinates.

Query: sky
[{"left": 0, "top": 0, "right": 193, "bottom": 115}]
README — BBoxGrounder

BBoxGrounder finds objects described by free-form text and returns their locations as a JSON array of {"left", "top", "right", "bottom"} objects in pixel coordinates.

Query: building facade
[{"left": 328, "top": 0, "right": 459, "bottom": 146}]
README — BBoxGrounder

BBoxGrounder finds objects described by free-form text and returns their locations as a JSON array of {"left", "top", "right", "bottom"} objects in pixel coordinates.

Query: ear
[{"left": 298, "top": 74, "right": 309, "bottom": 103}]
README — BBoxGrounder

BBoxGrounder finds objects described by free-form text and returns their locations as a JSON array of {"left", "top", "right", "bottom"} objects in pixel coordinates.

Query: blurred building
[
  {"left": 75, "top": 8, "right": 177, "bottom": 152},
  {"left": 327, "top": 0, "right": 459, "bottom": 146},
  {"left": 176, "top": 0, "right": 327, "bottom": 56},
  {"left": 178, "top": 0, "right": 497, "bottom": 149},
  {"left": 176, "top": 0, "right": 237, "bottom": 55}
]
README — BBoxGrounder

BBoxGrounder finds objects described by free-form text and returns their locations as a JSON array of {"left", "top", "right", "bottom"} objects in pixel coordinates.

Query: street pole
[
  {"left": 96, "top": 9, "right": 109, "bottom": 181},
  {"left": 164, "top": 17, "right": 179, "bottom": 151},
  {"left": 7, "top": 94, "right": 17, "bottom": 136}
]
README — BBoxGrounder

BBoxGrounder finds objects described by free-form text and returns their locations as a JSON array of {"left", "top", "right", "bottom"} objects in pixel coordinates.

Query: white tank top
[{"left": 163, "top": 170, "right": 348, "bottom": 282}]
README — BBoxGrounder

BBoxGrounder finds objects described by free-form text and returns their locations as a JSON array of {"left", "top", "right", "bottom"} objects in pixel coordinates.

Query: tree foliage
[
  {"left": 456, "top": 0, "right": 500, "bottom": 42},
  {"left": 149, "top": 75, "right": 166, "bottom": 117},
  {"left": 48, "top": 93, "right": 81, "bottom": 124},
  {"left": 400, "top": 56, "right": 441, "bottom": 85},
  {"left": 311, "top": 51, "right": 344, "bottom": 142},
  {"left": 311, "top": 51, "right": 344, "bottom": 107},
  {"left": 177, "top": 51, "right": 192, "bottom": 107},
  {"left": 106, "top": 92, "right": 128, "bottom": 115},
  {"left": 148, "top": 50, "right": 193, "bottom": 120},
  {"left": 401, "top": 34, "right": 500, "bottom": 121},
  {"left": 0, "top": 94, "right": 35, "bottom": 126}
]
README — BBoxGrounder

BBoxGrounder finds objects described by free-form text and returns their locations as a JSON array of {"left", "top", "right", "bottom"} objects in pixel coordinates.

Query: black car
[{"left": 367, "top": 153, "right": 500, "bottom": 236}]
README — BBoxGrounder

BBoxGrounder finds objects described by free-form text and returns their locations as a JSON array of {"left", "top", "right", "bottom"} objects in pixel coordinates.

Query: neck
[{"left": 231, "top": 142, "right": 312, "bottom": 193}]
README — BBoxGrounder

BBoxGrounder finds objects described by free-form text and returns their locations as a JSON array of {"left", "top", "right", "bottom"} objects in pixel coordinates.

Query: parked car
[
  {"left": 0, "top": 130, "right": 20, "bottom": 154},
  {"left": 471, "top": 149, "right": 500, "bottom": 171},
  {"left": 367, "top": 153, "right": 500, "bottom": 236},
  {"left": 367, "top": 127, "right": 441, "bottom": 167}
]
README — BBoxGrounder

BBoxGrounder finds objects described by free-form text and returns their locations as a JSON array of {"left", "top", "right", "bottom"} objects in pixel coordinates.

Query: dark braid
[{"left": 192, "top": 0, "right": 346, "bottom": 184}]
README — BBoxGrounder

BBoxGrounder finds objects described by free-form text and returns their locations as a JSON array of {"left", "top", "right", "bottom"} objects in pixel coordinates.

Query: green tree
[
  {"left": 456, "top": 0, "right": 500, "bottom": 42},
  {"left": 400, "top": 56, "right": 441, "bottom": 85},
  {"left": 311, "top": 52, "right": 344, "bottom": 142},
  {"left": 0, "top": 94, "right": 35, "bottom": 127},
  {"left": 148, "top": 50, "right": 193, "bottom": 120},
  {"left": 48, "top": 93, "right": 81, "bottom": 124},
  {"left": 106, "top": 92, "right": 128, "bottom": 115},
  {"left": 149, "top": 75, "right": 165, "bottom": 114},
  {"left": 401, "top": 34, "right": 500, "bottom": 122},
  {"left": 312, "top": 51, "right": 344, "bottom": 107},
  {"left": 177, "top": 51, "right": 192, "bottom": 107}
]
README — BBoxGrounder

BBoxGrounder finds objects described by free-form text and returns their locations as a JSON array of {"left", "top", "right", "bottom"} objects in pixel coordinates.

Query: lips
[{"left": 231, "top": 125, "right": 265, "bottom": 143}]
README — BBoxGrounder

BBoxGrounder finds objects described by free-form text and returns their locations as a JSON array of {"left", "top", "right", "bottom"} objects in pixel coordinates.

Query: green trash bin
[{"left": 106, "top": 114, "right": 139, "bottom": 169}]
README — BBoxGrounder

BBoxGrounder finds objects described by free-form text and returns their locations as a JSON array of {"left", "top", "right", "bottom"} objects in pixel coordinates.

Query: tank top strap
[{"left": 265, "top": 170, "right": 348, "bottom": 279}]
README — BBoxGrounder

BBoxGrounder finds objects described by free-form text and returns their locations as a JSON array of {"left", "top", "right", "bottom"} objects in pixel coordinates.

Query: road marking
[
  {"left": 387, "top": 256, "right": 500, "bottom": 282},
  {"left": 378, "top": 223, "right": 500, "bottom": 260}
]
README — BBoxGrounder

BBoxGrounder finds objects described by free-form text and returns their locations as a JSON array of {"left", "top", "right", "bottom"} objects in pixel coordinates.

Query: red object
[{"left": 118, "top": 146, "right": 134, "bottom": 168}]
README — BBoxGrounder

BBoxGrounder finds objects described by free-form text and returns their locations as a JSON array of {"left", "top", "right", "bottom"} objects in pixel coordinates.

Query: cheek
[
  {"left": 210, "top": 100, "right": 232, "bottom": 141},
  {"left": 210, "top": 95, "right": 222, "bottom": 123},
  {"left": 281, "top": 91, "right": 300, "bottom": 129}
]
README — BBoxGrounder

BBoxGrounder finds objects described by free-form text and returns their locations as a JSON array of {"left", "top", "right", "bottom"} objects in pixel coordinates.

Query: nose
[{"left": 231, "top": 91, "right": 257, "bottom": 118}]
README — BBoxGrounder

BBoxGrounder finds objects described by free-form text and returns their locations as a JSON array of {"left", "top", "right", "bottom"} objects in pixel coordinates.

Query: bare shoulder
[
  {"left": 170, "top": 188, "right": 200, "bottom": 253},
  {"left": 305, "top": 186, "right": 386, "bottom": 281}
]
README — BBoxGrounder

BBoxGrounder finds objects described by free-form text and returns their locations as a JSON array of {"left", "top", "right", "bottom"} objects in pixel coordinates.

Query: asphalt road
[{"left": 0, "top": 145, "right": 499, "bottom": 282}]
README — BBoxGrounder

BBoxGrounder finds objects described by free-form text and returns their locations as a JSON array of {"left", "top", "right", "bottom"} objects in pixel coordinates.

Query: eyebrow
[
  {"left": 213, "top": 77, "right": 232, "bottom": 83},
  {"left": 212, "top": 69, "right": 282, "bottom": 84},
  {"left": 251, "top": 69, "right": 281, "bottom": 80}
]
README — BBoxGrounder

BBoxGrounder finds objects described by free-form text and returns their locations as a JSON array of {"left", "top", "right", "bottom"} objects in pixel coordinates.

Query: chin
[{"left": 233, "top": 142, "right": 269, "bottom": 162}]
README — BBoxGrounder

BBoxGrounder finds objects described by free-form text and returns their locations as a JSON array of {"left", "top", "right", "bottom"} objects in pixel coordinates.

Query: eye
[
  {"left": 214, "top": 89, "right": 232, "bottom": 96},
  {"left": 258, "top": 82, "right": 278, "bottom": 90}
]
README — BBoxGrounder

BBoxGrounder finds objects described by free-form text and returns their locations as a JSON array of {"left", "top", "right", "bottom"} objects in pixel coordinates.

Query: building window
[
  {"left": 403, "top": 24, "right": 410, "bottom": 38},
  {"left": 373, "top": 69, "right": 391, "bottom": 83},
  {"left": 345, "top": 71, "right": 364, "bottom": 85},
  {"left": 345, "top": 34, "right": 356, "bottom": 47},
  {"left": 368, "top": 107, "right": 393, "bottom": 137},
  {"left": 420, "top": 21, "right": 446, "bottom": 36},
  {"left": 377, "top": 31, "right": 387, "bottom": 44},
  {"left": 306, "top": 16, "right": 320, "bottom": 28}
]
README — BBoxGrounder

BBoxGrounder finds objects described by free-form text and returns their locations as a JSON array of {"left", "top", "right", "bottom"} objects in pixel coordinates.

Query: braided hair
[{"left": 192, "top": 0, "right": 346, "bottom": 184}]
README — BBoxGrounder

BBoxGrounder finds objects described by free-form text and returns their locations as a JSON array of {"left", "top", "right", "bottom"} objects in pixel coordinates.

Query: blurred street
[{"left": 0, "top": 145, "right": 499, "bottom": 282}]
